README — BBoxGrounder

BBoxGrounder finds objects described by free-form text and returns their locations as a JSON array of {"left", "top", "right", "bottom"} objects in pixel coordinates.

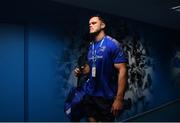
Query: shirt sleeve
[{"left": 111, "top": 42, "right": 128, "bottom": 63}]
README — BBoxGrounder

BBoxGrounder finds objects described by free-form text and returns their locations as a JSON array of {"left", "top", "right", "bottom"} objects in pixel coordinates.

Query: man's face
[{"left": 89, "top": 17, "right": 105, "bottom": 34}]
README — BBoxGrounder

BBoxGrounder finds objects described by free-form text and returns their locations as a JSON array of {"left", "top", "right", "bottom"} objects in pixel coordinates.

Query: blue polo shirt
[{"left": 85, "top": 35, "right": 127, "bottom": 99}]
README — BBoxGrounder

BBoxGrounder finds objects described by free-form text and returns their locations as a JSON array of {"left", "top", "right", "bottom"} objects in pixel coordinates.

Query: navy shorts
[{"left": 83, "top": 95, "right": 115, "bottom": 122}]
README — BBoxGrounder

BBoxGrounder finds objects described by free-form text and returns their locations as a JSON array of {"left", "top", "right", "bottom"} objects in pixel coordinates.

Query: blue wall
[
  {"left": 0, "top": 0, "right": 179, "bottom": 121},
  {"left": 27, "top": 24, "right": 68, "bottom": 121},
  {"left": 0, "top": 24, "right": 24, "bottom": 121}
]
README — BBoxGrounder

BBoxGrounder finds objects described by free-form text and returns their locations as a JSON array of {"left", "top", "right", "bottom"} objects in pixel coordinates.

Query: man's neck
[{"left": 95, "top": 31, "right": 105, "bottom": 42}]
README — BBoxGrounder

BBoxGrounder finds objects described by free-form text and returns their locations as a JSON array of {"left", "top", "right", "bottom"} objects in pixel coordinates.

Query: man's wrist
[{"left": 114, "top": 96, "right": 124, "bottom": 101}]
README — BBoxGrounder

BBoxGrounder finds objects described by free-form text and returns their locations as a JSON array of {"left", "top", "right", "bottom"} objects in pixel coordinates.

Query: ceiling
[{"left": 52, "top": 0, "right": 180, "bottom": 30}]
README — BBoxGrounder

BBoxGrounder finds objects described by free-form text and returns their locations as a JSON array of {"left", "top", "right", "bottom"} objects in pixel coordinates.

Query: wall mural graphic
[
  {"left": 116, "top": 34, "right": 155, "bottom": 120},
  {"left": 171, "top": 48, "right": 180, "bottom": 90}
]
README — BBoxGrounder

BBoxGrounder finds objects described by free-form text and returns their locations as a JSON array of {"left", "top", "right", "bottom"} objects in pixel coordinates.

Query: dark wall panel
[{"left": 0, "top": 24, "right": 24, "bottom": 121}]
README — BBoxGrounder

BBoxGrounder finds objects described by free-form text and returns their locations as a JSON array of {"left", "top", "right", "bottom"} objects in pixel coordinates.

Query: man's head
[{"left": 89, "top": 15, "right": 106, "bottom": 35}]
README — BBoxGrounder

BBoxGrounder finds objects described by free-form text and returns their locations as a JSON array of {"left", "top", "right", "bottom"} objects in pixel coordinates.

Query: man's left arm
[{"left": 111, "top": 63, "right": 127, "bottom": 116}]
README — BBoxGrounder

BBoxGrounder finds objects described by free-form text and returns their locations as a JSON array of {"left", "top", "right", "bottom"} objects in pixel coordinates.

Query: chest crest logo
[{"left": 99, "top": 46, "right": 106, "bottom": 52}]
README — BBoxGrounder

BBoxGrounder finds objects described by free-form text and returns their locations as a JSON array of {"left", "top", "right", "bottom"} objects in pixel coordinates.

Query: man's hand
[
  {"left": 74, "top": 64, "right": 90, "bottom": 77},
  {"left": 74, "top": 67, "right": 82, "bottom": 77},
  {"left": 111, "top": 99, "right": 124, "bottom": 116}
]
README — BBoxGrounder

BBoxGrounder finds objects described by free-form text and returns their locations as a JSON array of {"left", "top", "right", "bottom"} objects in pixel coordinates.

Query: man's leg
[{"left": 83, "top": 96, "right": 99, "bottom": 122}]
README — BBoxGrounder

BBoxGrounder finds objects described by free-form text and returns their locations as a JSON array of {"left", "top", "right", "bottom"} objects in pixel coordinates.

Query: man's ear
[{"left": 101, "top": 22, "right": 106, "bottom": 29}]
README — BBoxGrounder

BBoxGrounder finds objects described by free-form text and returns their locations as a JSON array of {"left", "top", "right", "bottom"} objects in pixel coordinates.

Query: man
[{"left": 74, "top": 15, "right": 127, "bottom": 122}]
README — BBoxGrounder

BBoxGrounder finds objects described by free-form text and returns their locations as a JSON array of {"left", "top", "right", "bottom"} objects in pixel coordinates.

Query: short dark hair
[{"left": 89, "top": 14, "right": 106, "bottom": 24}]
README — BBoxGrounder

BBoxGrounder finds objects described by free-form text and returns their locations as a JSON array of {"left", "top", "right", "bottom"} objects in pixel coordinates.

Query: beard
[{"left": 89, "top": 29, "right": 101, "bottom": 39}]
